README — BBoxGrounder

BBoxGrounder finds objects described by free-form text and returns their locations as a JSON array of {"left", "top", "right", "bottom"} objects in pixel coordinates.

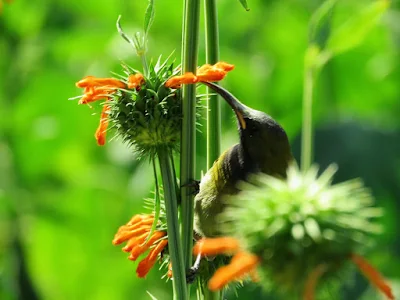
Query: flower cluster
[
  {"left": 74, "top": 61, "right": 234, "bottom": 158},
  {"left": 112, "top": 214, "right": 168, "bottom": 278},
  {"left": 193, "top": 165, "right": 393, "bottom": 299}
]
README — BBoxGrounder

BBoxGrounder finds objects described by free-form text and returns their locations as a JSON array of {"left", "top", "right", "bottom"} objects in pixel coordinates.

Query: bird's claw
[
  {"left": 186, "top": 252, "right": 202, "bottom": 284},
  {"left": 186, "top": 266, "right": 199, "bottom": 284}
]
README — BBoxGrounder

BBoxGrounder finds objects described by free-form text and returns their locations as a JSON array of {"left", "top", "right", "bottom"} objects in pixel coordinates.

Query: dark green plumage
[{"left": 194, "top": 82, "right": 293, "bottom": 237}]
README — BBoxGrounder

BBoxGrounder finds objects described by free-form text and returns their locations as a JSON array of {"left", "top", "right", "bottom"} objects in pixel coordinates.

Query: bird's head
[{"left": 203, "top": 82, "right": 292, "bottom": 175}]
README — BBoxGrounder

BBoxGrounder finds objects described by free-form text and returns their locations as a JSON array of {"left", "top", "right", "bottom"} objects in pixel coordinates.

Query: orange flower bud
[{"left": 128, "top": 73, "right": 145, "bottom": 89}]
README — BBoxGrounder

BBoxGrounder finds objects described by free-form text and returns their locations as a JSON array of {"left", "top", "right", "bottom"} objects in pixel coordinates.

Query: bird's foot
[
  {"left": 186, "top": 252, "right": 202, "bottom": 284},
  {"left": 181, "top": 179, "right": 200, "bottom": 195}
]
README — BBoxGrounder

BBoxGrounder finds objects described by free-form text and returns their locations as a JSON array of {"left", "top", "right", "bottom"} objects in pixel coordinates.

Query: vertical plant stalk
[
  {"left": 203, "top": 287, "right": 222, "bottom": 300},
  {"left": 158, "top": 147, "right": 187, "bottom": 300},
  {"left": 204, "top": 0, "right": 221, "bottom": 169},
  {"left": 301, "top": 67, "right": 314, "bottom": 172},
  {"left": 181, "top": 0, "right": 201, "bottom": 284},
  {"left": 203, "top": 1, "right": 222, "bottom": 299}
]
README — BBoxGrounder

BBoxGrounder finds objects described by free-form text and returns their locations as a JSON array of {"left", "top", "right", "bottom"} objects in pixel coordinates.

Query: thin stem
[
  {"left": 204, "top": 0, "right": 221, "bottom": 169},
  {"left": 181, "top": 0, "right": 201, "bottom": 286},
  {"left": 141, "top": 55, "right": 149, "bottom": 77},
  {"left": 301, "top": 67, "right": 314, "bottom": 172},
  {"left": 158, "top": 147, "right": 187, "bottom": 300}
]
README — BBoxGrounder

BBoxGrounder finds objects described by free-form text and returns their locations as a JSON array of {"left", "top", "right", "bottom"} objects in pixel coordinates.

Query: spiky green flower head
[
  {"left": 108, "top": 58, "right": 182, "bottom": 158},
  {"left": 219, "top": 164, "right": 382, "bottom": 294}
]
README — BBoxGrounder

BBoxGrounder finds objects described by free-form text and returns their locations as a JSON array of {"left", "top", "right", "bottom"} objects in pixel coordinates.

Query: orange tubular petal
[
  {"left": 214, "top": 62, "right": 235, "bottom": 71},
  {"left": 76, "top": 76, "right": 97, "bottom": 88},
  {"left": 196, "top": 68, "right": 227, "bottom": 82},
  {"left": 79, "top": 87, "right": 113, "bottom": 104},
  {"left": 127, "top": 231, "right": 166, "bottom": 260},
  {"left": 208, "top": 251, "right": 260, "bottom": 291},
  {"left": 127, "top": 214, "right": 154, "bottom": 226},
  {"left": 165, "top": 72, "right": 197, "bottom": 88},
  {"left": 196, "top": 61, "right": 235, "bottom": 82},
  {"left": 136, "top": 239, "right": 168, "bottom": 278},
  {"left": 136, "top": 257, "right": 153, "bottom": 278},
  {"left": 303, "top": 264, "right": 328, "bottom": 300},
  {"left": 351, "top": 254, "right": 394, "bottom": 300},
  {"left": 128, "top": 73, "right": 145, "bottom": 89},
  {"left": 112, "top": 226, "right": 151, "bottom": 245},
  {"left": 148, "top": 239, "right": 168, "bottom": 261},
  {"left": 193, "top": 237, "right": 240, "bottom": 257},
  {"left": 117, "top": 218, "right": 155, "bottom": 235},
  {"left": 89, "top": 78, "right": 126, "bottom": 88},
  {"left": 76, "top": 76, "right": 124, "bottom": 88},
  {"left": 196, "top": 64, "right": 212, "bottom": 74},
  {"left": 95, "top": 104, "right": 110, "bottom": 146},
  {"left": 123, "top": 232, "right": 149, "bottom": 253}
]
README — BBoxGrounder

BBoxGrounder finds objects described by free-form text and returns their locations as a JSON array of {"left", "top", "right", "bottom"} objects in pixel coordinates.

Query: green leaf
[
  {"left": 326, "top": 0, "right": 389, "bottom": 55},
  {"left": 309, "top": 0, "right": 337, "bottom": 45},
  {"left": 144, "top": 0, "right": 155, "bottom": 35},
  {"left": 238, "top": 0, "right": 250, "bottom": 11}
]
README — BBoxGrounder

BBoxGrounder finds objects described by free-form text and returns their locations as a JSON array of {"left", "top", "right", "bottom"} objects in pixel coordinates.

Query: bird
[{"left": 194, "top": 82, "right": 293, "bottom": 238}]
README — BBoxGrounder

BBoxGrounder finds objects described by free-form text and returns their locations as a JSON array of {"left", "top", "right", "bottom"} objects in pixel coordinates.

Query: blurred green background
[{"left": 0, "top": 0, "right": 399, "bottom": 299}]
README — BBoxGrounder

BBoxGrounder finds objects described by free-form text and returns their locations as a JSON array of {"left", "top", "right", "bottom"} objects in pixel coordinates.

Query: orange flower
[
  {"left": 113, "top": 214, "right": 168, "bottom": 278},
  {"left": 75, "top": 74, "right": 144, "bottom": 145},
  {"left": 193, "top": 237, "right": 260, "bottom": 291},
  {"left": 165, "top": 62, "right": 235, "bottom": 88}
]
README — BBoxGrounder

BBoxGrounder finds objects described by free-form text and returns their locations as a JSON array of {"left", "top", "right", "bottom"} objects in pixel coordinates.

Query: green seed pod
[
  {"left": 108, "top": 58, "right": 181, "bottom": 158},
  {"left": 219, "top": 164, "right": 382, "bottom": 295}
]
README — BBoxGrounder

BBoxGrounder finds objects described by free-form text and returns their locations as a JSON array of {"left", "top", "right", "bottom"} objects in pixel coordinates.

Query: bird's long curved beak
[{"left": 202, "top": 82, "right": 248, "bottom": 129}]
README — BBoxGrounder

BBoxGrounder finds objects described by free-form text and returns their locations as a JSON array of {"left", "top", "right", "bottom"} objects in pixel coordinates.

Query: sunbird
[{"left": 194, "top": 82, "right": 293, "bottom": 238}]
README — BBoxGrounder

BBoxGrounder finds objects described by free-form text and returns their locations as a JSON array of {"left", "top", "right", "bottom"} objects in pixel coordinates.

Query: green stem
[
  {"left": 301, "top": 67, "right": 315, "bottom": 172},
  {"left": 181, "top": 0, "right": 201, "bottom": 287},
  {"left": 204, "top": 0, "right": 221, "bottom": 169},
  {"left": 158, "top": 147, "right": 187, "bottom": 300},
  {"left": 203, "top": 286, "right": 222, "bottom": 300},
  {"left": 203, "top": 1, "right": 221, "bottom": 298}
]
